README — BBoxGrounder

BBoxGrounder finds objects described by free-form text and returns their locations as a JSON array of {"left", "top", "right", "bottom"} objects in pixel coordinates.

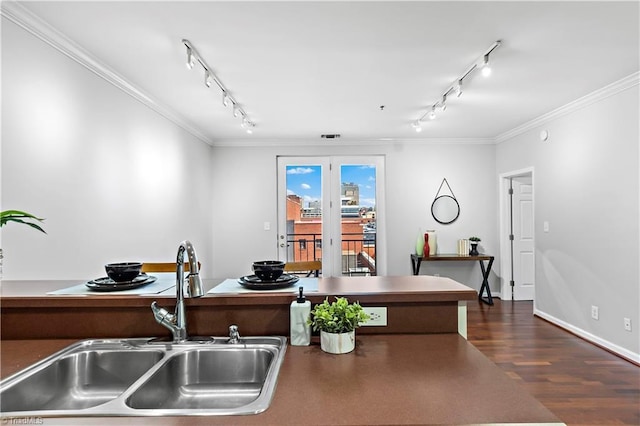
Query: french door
[{"left": 276, "top": 156, "right": 385, "bottom": 277}]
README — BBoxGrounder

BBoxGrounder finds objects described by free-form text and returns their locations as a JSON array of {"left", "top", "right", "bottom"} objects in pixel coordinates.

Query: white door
[
  {"left": 276, "top": 156, "right": 385, "bottom": 277},
  {"left": 511, "top": 175, "right": 535, "bottom": 300}
]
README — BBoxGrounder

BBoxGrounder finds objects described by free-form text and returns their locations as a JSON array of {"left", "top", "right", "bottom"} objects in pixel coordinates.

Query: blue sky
[{"left": 286, "top": 164, "right": 376, "bottom": 208}]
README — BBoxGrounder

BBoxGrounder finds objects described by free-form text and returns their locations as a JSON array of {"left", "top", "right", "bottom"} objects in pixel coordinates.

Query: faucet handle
[{"left": 228, "top": 324, "right": 240, "bottom": 344}]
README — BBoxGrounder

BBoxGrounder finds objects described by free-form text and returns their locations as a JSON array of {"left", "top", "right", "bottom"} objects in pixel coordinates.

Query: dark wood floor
[{"left": 467, "top": 299, "right": 640, "bottom": 426}]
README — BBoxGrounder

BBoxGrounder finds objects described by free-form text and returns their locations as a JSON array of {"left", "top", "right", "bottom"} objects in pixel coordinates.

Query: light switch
[
  {"left": 263, "top": 222, "right": 271, "bottom": 231},
  {"left": 543, "top": 221, "right": 549, "bottom": 232}
]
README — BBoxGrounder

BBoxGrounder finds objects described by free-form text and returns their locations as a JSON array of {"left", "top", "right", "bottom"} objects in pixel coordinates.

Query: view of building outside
[{"left": 285, "top": 164, "right": 377, "bottom": 275}]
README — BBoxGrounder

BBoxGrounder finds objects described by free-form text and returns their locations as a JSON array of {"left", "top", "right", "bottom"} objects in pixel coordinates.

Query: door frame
[
  {"left": 276, "top": 155, "right": 386, "bottom": 277},
  {"left": 498, "top": 167, "right": 535, "bottom": 303}
]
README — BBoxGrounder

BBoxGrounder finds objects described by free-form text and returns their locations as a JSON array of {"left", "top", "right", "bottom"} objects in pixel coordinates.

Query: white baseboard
[{"left": 534, "top": 309, "right": 640, "bottom": 365}]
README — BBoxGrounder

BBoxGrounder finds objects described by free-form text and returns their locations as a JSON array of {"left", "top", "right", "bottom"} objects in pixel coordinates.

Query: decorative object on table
[
  {"left": 423, "top": 232, "right": 430, "bottom": 257},
  {"left": 426, "top": 230, "right": 437, "bottom": 255},
  {"left": 469, "top": 237, "right": 481, "bottom": 256},
  {"left": 238, "top": 274, "right": 299, "bottom": 290},
  {"left": 85, "top": 274, "right": 157, "bottom": 292},
  {"left": 431, "top": 178, "right": 460, "bottom": 225},
  {"left": 252, "top": 260, "right": 285, "bottom": 281},
  {"left": 415, "top": 228, "right": 425, "bottom": 256},
  {"left": 457, "top": 239, "right": 470, "bottom": 256},
  {"left": 0, "top": 210, "right": 46, "bottom": 280},
  {"left": 105, "top": 262, "right": 143, "bottom": 282},
  {"left": 308, "top": 297, "right": 370, "bottom": 354},
  {"left": 290, "top": 287, "right": 311, "bottom": 346}
]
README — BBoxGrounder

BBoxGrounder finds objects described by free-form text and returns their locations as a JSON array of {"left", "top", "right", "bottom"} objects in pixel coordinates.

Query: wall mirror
[{"left": 431, "top": 178, "right": 460, "bottom": 225}]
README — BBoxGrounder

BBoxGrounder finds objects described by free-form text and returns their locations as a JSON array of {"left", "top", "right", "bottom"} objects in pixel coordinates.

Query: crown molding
[
  {"left": 0, "top": 1, "right": 213, "bottom": 145},
  {"left": 209, "top": 137, "right": 497, "bottom": 148},
  {"left": 495, "top": 72, "right": 640, "bottom": 144}
]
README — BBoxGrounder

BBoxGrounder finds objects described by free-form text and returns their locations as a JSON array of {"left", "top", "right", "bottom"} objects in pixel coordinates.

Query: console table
[{"left": 411, "top": 253, "right": 495, "bottom": 305}]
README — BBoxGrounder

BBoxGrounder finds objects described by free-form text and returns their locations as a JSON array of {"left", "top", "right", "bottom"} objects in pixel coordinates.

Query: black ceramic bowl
[
  {"left": 252, "top": 260, "right": 285, "bottom": 281},
  {"left": 105, "top": 262, "right": 143, "bottom": 282}
]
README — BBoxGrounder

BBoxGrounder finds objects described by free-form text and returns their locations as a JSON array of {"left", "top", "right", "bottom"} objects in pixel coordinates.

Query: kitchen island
[{"left": 1, "top": 275, "right": 475, "bottom": 339}]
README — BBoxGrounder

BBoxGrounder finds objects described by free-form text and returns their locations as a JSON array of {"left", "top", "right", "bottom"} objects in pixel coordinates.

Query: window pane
[
  {"left": 340, "top": 164, "right": 376, "bottom": 276},
  {"left": 285, "top": 165, "right": 322, "bottom": 263}
]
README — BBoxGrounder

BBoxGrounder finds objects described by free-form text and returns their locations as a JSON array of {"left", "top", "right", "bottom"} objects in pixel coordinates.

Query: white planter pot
[{"left": 320, "top": 330, "right": 355, "bottom": 354}]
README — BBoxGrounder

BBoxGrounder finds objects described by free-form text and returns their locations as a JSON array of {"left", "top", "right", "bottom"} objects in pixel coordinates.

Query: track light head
[
  {"left": 186, "top": 46, "right": 195, "bottom": 70},
  {"left": 241, "top": 117, "right": 255, "bottom": 133},
  {"left": 428, "top": 106, "right": 437, "bottom": 120},
  {"left": 440, "top": 94, "right": 447, "bottom": 111},
  {"left": 204, "top": 70, "right": 213, "bottom": 87},
  {"left": 233, "top": 105, "right": 240, "bottom": 118},
  {"left": 455, "top": 80, "right": 463, "bottom": 97},
  {"left": 222, "top": 92, "right": 230, "bottom": 107},
  {"left": 412, "top": 120, "right": 422, "bottom": 133},
  {"left": 481, "top": 54, "right": 492, "bottom": 77}
]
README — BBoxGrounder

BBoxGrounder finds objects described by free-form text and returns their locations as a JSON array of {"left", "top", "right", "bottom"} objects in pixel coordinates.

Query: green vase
[{"left": 415, "top": 230, "right": 425, "bottom": 256}]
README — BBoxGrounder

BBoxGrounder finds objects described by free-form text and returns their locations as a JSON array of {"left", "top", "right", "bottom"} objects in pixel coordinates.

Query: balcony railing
[{"left": 284, "top": 232, "right": 376, "bottom": 276}]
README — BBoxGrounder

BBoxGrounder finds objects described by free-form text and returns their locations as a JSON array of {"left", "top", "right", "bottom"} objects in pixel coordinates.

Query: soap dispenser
[{"left": 290, "top": 286, "right": 311, "bottom": 346}]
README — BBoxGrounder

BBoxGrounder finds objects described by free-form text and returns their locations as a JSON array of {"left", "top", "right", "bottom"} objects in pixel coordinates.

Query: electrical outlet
[
  {"left": 591, "top": 305, "right": 599, "bottom": 320},
  {"left": 624, "top": 318, "right": 632, "bottom": 331},
  {"left": 362, "top": 307, "right": 387, "bottom": 326}
]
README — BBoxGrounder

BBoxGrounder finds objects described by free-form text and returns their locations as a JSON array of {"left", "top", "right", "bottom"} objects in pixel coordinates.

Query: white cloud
[
  {"left": 301, "top": 183, "right": 311, "bottom": 189},
  {"left": 287, "top": 167, "right": 315, "bottom": 175},
  {"left": 360, "top": 198, "right": 376, "bottom": 208}
]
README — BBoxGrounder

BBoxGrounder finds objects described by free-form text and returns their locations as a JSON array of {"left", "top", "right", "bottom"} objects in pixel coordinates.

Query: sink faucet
[{"left": 151, "top": 240, "right": 204, "bottom": 342}]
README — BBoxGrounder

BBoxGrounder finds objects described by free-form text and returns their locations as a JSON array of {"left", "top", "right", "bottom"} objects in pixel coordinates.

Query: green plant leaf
[
  {"left": 308, "top": 296, "right": 370, "bottom": 333},
  {"left": 0, "top": 210, "right": 46, "bottom": 234}
]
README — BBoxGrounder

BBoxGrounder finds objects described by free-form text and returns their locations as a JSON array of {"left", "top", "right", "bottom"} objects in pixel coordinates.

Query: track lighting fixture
[
  {"left": 182, "top": 39, "right": 255, "bottom": 134},
  {"left": 412, "top": 40, "right": 501, "bottom": 132}
]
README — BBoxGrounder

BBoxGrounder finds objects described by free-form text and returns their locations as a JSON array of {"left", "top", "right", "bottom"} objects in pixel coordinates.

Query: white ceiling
[{"left": 6, "top": 1, "right": 640, "bottom": 145}]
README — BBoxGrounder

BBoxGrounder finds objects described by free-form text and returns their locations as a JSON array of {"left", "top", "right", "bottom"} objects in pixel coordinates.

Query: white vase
[{"left": 320, "top": 330, "right": 355, "bottom": 354}]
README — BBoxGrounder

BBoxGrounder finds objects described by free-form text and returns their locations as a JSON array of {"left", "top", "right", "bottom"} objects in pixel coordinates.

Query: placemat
[
  {"left": 47, "top": 273, "right": 176, "bottom": 295},
  {"left": 208, "top": 277, "right": 319, "bottom": 294}
]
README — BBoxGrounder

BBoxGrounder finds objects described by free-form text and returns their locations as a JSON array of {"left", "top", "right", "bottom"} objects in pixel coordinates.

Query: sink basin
[
  {"left": 127, "top": 347, "right": 275, "bottom": 411},
  {"left": 1, "top": 348, "right": 163, "bottom": 412},
  {"left": 0, "top": 336, "right": 287, "bottom": 417}
]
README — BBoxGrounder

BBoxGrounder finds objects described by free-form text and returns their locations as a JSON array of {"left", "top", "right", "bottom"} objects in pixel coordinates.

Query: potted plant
[
  {"left": 469, "top": 236, "right": 481, "bottom": 256},
  {"left": 308, "top": 297, "right": 370, "bottom": 354}
]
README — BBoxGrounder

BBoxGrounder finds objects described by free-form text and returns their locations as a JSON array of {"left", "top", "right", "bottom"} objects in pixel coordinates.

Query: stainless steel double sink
[{"left": 0, "top": 336, "right": 287, "bottom": 417}]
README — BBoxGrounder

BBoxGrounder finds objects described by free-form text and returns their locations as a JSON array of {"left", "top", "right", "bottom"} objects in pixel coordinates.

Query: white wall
[
  {"left": 496, "top": 78, "right": 640, "bottom": 361},
  {"left": 210, "top": 142, "right": 499, "bottom": 293},
  {"left": 1, "top": 18, "right": 214, "bottom": 280}
]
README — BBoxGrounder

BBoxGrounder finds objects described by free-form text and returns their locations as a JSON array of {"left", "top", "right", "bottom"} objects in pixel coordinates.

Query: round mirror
[{"left": 431, "top": 195, "right": 460, "bottom": 225}]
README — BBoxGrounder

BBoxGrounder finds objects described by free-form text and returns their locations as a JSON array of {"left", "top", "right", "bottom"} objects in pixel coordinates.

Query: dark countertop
[{"left": 0, "top": 334, "right": 562, "bottom": 425}]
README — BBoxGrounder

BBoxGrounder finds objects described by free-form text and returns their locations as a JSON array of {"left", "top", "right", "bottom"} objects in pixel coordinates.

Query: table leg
[
  {"left": 478, "top": 257, "right": 495, "bottom": 305},
  {"left": 411, "top": 256, "right": 422, "bottom": 276}
]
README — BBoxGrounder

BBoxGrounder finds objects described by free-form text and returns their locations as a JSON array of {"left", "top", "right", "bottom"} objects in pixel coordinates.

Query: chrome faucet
[
  {"left": 228, "top": 325, "right": 240, "bottom": 344},
  {"left": 151, "top": 240, "right": 204, "bottom": 342}
]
